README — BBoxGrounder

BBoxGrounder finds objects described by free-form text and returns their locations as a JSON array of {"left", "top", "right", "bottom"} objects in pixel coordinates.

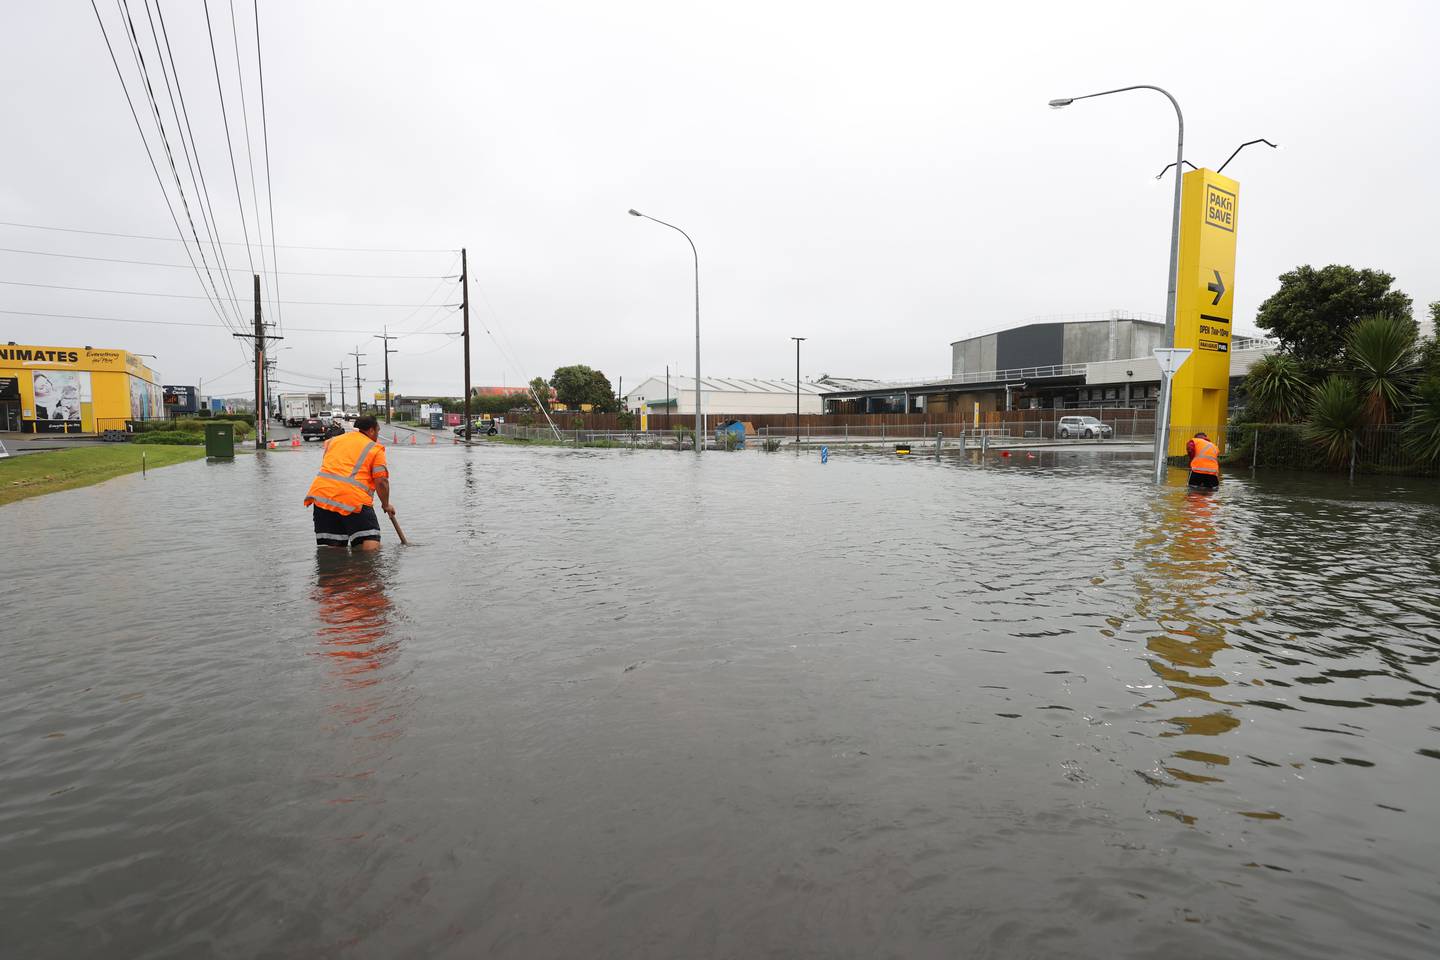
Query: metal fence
[{"left": 1224, "top": 423, "right": 1439, "bottom": 477}]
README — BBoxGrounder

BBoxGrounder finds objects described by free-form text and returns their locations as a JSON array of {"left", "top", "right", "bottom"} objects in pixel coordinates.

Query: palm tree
[
  {"left": 1242, "top": 352, "right": 1310, "bottom": 422},
  {"left": 1345, "top": 313, "right": 1417, "bottom": 426},
  {"left": 1304, "top": 375, "right": 1365, "bottom": 465},
  {"left": 1402, "top": 378, "right": 1440, "bottom": 464}
]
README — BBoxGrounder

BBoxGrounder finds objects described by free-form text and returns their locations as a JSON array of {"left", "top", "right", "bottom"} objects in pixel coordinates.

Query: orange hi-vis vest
[
  {"left": 304, "top": 432, "right": 388, "bottom": 514},
  {"left": 1190, "top": 438, "right": 1220, "bottom": 476}
]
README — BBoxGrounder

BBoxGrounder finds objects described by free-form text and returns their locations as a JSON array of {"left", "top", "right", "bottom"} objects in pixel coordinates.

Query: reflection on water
[
  {"left": 1, "top": 447, "right": 1437, "bottom": 959},
  {"left": 1136, "top": 488, "right": 1247, "bottom": 790}
]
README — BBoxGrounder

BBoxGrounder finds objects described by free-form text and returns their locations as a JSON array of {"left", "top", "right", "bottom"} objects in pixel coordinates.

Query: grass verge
[{"left": 0, "top": 445, "right": 206, "bottom": 507}]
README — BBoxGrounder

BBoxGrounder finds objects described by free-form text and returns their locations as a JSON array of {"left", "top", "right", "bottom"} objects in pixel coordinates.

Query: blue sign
[{"left": 820, "top": 445, "right": 829, "bottom": 464}]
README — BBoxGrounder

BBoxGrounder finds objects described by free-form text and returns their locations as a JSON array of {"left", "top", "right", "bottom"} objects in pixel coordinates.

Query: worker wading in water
[
  {"left": 304, "top": 415, "right": 396, "bottom": 550},
  {"left": 1186, "top": 431, "right": 1221, "bottom": 490}
]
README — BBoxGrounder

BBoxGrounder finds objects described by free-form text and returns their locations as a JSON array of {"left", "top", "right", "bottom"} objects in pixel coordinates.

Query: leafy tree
[
  {"left": 549, "top": 365, "right": 619, "bottom": 412},
  {"left": 1303, "top": 375, "right": 1365, "bottom": 464},
  {"left": 1344, "top": 314, "right": 1417, "bottom": 426},
  {"left": 528, "top": 376, "right": 551, "bottom": 411},
  {"left": 1255, "top": 265, "right": 1413, "bottom": 365},
  {"left": 1241, "top": 353, "right": 1311, "bottom": 423},
  {"left": 1402, "top": 378, "right": 1440, "bottom": 464},
  {"left": 1419, "top": 302, "right": 1440, "bottom": 377}
]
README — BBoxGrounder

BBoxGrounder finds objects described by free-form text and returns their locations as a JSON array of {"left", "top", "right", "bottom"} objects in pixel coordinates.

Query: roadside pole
[
  {"left": 461, "top": 248, "right": 471, "bottom": 442},
  {"left": 231, "top": 273, "right": 280, "bottom": 448},
  {"left": 376, "top": 327, "right": 398, "bottom": 423},
  {"left": 349, "top": 347, "right": 366, "bottom": 415},
  {"left": 1152, "top": 348, "right": 1192, "bottom": 484},
  {"left": 335, "top": 365, "right": 348, "bottom": 416}
]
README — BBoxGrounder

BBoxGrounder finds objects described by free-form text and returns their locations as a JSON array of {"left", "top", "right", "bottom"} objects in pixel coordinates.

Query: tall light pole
[
  {"left": 1050, "top": 84, "right": 1183, "bottom": 484},
  {"left": 791, "top": 336, "right": 805, "bottom": 446},
  {"left": 629, "top": 208, "right": 702, "bottom": 451}
]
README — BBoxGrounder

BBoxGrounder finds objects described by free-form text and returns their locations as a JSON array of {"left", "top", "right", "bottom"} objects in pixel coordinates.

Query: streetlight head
[
  {"left": 1048, "top": 98, "right": 1073, "bottom": 108},
  {"left": 627, "top": 208, "right": 642, "bottom": 217}
]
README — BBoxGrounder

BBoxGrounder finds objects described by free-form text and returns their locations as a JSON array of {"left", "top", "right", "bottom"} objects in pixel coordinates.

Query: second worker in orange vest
[
  {"left": 304, "top": 415, "right": 396, "bottom": 551},
  {"left": 1187, "top": 432, "right": 1220, "bottom": 489}
]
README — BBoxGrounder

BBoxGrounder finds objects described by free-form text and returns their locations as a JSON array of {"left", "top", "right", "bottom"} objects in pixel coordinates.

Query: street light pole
[
  {"left": 1050, "top": 84, "right": 1184, "bottom": 483},
  {"left": 791, "top": 336, "right": 805, "bottom": 448},
  {"left": 629, "top": 209, "right": 702, "bottom": 452}
]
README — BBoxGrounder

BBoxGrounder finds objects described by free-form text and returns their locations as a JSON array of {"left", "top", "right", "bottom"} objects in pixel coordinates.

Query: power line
[
  {"left": 87, "top": 0, "right": 240, "bottom": 337},
  {"left": 201, "top": 0, "right": 256, "bottom": 277},
  {"left": 0, "top": 247, "right": 455, "bottom": 279},
  {"left": 226, "top": 0, "right": 276, "bottom": 333},
  {"left": 252, "top": 0, "right": 282, "bottom": 337},
  {"left": 0, "top": 220, "right": 457, "bottom": 254},
  {"left": 0, "top": 278, "right": 460, "bottom": 307},
  {"left": 151, "top": 0, "right": 250, "bottom": 331},
  {"left": 114, "top": 0, "right": 243, "bottom": 334},
  {"left": 0, "top": 308, "right": 460, "bottom": 336}
]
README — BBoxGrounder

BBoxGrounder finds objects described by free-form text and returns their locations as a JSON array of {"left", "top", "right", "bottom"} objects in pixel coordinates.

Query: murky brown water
[{"left": 2, "top": 444, "right": 1437, "bottom": 958}]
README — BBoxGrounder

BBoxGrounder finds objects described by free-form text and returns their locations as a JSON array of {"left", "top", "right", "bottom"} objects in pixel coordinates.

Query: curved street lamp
[
  {"left": 629, "top": 208, "right": 702, "bottom": 451},
  {"left": 1051, "top": 85, "right": 1183, "bottom": 484}
]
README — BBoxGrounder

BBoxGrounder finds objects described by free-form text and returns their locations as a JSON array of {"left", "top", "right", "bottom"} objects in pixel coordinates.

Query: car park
[{"left": 1057, "top": 415, "right": 1113, "bottom": 439}]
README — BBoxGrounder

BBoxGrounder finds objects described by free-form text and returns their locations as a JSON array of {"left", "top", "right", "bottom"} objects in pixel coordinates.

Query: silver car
[{"left": 1057, "top": 415, "right": 1113, "bottom": 439}]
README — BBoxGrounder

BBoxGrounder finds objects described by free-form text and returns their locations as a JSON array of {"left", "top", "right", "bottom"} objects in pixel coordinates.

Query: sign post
[
  {"left": 1169, "top": 168, "right": 1240, "bottom": 458},
  {"left": 1153, "top": 347, "right": 1192, "bottom": 483}
]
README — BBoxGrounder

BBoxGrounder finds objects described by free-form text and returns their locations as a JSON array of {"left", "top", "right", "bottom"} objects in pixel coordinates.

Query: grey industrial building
[{"left": 822, "top": 310, "right": 1273, "bottom": 416}]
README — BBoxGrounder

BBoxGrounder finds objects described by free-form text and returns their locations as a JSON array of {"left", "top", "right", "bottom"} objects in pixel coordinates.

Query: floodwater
[{"left": 2, "top": 443, "right": 1438, "bottom": 959}]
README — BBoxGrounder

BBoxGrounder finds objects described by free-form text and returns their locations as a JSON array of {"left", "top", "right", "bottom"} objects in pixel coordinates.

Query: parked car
[
  {"left": 300, "top": 418, "right": 345, "bottom": 442},
  {"left": 1057, "top": 415, "right": 1113, "bottom": 439},
  {"left": 453, "top": 418, "right": 499, "bottom": 437}
]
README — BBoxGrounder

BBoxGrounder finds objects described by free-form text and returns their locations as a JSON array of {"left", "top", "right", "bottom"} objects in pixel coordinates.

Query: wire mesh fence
[{"left": 1225, "top": 423, "right": 1439, "bottom": 477}]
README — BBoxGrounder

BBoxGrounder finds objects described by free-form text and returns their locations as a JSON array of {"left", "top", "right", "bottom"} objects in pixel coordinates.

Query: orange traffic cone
[
  {"left": 267, "top": 440, "right": 277, "bottom": 450},
  {"left": 291, "top": 434, "right": 301, "bottom": 447},
  {"left": 410, "top": 435, "right": 416, "bottom": 445},
  {"left": 392, "top": 432, "right": 398, "bottom": 443},
  {"left": 430, "top": 434, "right": 436, "bottom": 445}
]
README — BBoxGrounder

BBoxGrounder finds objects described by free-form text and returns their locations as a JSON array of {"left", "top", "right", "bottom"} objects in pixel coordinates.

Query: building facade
[
  {"left": 0, "top": 343, "right": 164, "bottom": 433},
  {"left": 623, "top": 376, "right": 829, "bottom": 416}
]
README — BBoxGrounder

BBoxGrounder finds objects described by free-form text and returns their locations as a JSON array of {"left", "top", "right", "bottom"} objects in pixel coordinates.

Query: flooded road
[{"left": 3, "top": 443, "right": 1438, "bottom": 958}]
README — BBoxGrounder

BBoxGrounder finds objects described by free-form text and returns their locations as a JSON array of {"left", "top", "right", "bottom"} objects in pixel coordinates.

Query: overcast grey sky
[{"left": 3, "top": 0, "right": 1437, "bottom": 399}]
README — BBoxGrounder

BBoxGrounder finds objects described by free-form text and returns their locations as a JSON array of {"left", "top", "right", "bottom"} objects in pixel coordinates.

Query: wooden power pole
[
  {"left": 375, "top": 327, "right": 398, "bottom": 422},
  {"left": 461, "top": 247, "right": 471, "bottom": 441}
]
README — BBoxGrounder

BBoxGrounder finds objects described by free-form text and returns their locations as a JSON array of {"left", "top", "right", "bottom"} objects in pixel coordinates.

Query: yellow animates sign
[{"left": 1169, "top": 169, "right": 1239, "bottom": 455}]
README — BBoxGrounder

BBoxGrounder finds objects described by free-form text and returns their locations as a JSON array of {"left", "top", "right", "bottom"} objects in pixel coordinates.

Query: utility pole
[
  {"left": 791, "top": 337, "right": 806, "bottom": 448},
  {"left": 328, "top": 381, "right": 333, "bottom": 408},
  {"left": 461, "top": 247, "right": 472, "bottom": 441},
  {"left": 230, "top": 273, "right": 280, "bottom": 448},
  {"left": 335, "top": 365, "right": 348, "bottom": 416},
  {"left": 375, "top": 327, "right": 399, "bottom": 423},
  {"left": 665, "top": 364, "right": 670, "bottom": 431},
  {"left": 349, "top": 347, "right": 366, "bottom": 415}
]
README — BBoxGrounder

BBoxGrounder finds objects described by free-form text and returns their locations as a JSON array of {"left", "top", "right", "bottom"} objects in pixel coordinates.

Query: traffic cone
[
  {"left": 430, "top": 434, "right": 436, "bottom": 445},
  {"left": 291, "top": 434, "right": 301, "bottom": 447},
  {"left": 392, "top": 432, "right": 398, "bottom": 443},
  {"left": 410, "top": 435, "right": 416, "bottom": 445},
  {"left": 267, "top": 440, "right": 277, "bottom": 450}
]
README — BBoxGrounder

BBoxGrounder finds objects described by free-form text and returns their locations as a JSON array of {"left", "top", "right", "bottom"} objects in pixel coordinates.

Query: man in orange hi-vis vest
[
  {"left": 304, "top": 415, "right": 396, "bottom": 550},
  {"left": 1186, "top": 431, "right": 1221, "bottom": 490}
]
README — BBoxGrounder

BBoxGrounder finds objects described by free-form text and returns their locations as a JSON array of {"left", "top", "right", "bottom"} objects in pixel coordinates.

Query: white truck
[{"left": 279, "top": 392, "right": 326, "bottom": 427}]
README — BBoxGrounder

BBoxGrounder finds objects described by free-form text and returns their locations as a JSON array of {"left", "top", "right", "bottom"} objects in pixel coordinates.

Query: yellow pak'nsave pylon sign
[{"left": 1169, "top": 168, "right": 1239, "bottom": 456}]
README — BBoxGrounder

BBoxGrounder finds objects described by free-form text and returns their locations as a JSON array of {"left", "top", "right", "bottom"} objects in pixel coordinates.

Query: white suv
[{"left": 1057, "top": 415, "right": 1113, "bottom": 439}]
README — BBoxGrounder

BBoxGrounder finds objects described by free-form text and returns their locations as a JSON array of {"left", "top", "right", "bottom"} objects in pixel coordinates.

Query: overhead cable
[
  {"left": 0, "top": 220, "right": 458, "bottom": 254},
  {"left": 0, "top": 278, "right": 460, "bottom": 307},
  {"left": 0, "top": 307, "right": 463, "bottom": 335},
  {"left": 0, "top": 247, "right": 455, "bottom": 279}
]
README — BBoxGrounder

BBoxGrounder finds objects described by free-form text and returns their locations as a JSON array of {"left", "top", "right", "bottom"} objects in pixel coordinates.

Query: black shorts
[
  {"left": 1187, "top": 472, "right": 1219, "bottom": 489},
  {"left": 313, "top": 504, "right": 382, "bottom": 547}
]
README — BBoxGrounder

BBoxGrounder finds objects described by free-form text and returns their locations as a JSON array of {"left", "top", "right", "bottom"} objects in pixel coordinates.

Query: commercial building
[
  {"left": 0, "top": 342, "right": 164, "bottom": 433},
  {"left": 820, "top": 311, "right": 1274, "bottom": 416},
  {"left": 623, "top": 376, "right": 876, "bottom": 417}
]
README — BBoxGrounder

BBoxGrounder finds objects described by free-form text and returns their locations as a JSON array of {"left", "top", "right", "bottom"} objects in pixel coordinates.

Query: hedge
[
  {"left": 131, "top": 431, "right": 204, "bottom": 445},
  {"left": 134, "top": 418, "right": 253, "bottom": 439}
]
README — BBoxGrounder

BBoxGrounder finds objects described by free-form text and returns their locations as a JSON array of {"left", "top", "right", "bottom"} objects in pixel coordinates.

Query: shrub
[
  {"left": 1345, "top": 313, "right": 1418, "bottom": 425},
  {"left": 131, "top": 431, "right": 204, "bottom": 445},
  {"left": 1304, "top": 376, "right": 1365, "bottom": 464},
  {"left": 1402, "top": 378, "right": 1440, "bottom": 464}
]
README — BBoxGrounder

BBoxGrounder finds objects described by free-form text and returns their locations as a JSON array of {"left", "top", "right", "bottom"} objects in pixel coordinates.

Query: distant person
[
  {"left": 323, "top": 419, "right": 345, "bottom": 440},
  {"left": 303, "top": 415, "right": 395, "bottom": 551},
  {"left": 1187, "top": 431, "right": 1220, "bottom": 489}
]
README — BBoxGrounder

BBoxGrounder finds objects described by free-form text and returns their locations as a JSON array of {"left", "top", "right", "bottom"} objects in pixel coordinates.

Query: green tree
[
  {"left": 1304, "top": 375, "right": 1365, "bottom": 464},
  {"left": 1418, "top": 302, "right": 1440, "bottom": 377},
  {"left": 1402, "top": 377, "right": 1440, "bottom": 464},
  {"left": 549, "top": 365, "right": 619, "bottom": 411},
  {"left": 1255, "top": 265, "right": 1413, "bottom": 365},
  {"left": 1344, "top": 314, "right": 1417, "bottom": 426},
  {"left": 528, "top": 376, "right": 551, "bottom": 410},
  {"left": 1241, "top": 352, "right": 1311, "bottom": 423}
]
